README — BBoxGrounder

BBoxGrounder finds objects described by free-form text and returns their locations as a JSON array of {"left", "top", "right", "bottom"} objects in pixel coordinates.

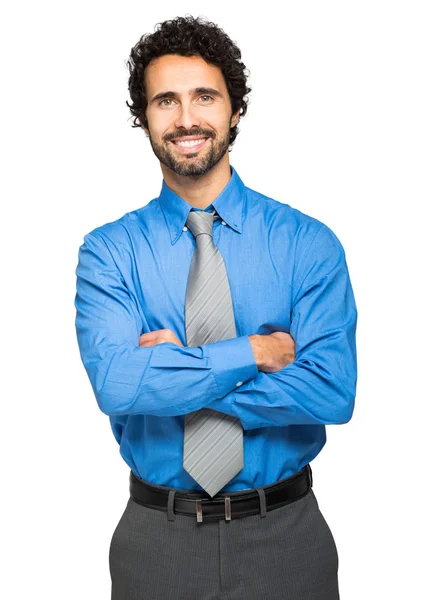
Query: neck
[{"left": 160, "top": 155, "right": 232, "bottom": 209}]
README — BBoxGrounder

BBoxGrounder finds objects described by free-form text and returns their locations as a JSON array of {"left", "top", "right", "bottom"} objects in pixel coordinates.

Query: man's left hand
[{"left": 139, "top": 329, "right": 184, "bottom": 347}]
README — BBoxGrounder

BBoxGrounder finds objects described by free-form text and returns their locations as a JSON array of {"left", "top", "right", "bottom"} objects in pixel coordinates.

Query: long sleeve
[
  {"left": 206, "top": 223, "right": 358, "bottom": 430},
  {"left": 74, "top": 231, "right": 259, "bottom": 417}
]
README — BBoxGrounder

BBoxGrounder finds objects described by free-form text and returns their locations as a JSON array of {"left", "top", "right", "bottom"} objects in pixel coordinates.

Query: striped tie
[{"left": 183, "top": 208, "right": 244, "bottom": 497}]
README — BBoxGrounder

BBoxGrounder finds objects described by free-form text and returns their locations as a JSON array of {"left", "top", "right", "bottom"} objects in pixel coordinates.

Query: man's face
[{"left": 142, "top": 54, "right": 240, "bottom": 177}]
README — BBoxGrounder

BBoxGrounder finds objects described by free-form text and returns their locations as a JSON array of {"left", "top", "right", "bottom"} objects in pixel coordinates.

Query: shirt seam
[
  {"left": 291, "top": 223, "right": 325, "bottom": 307},
  {"left": 88, "top": 231, "right": 127, "bottom": 284}
]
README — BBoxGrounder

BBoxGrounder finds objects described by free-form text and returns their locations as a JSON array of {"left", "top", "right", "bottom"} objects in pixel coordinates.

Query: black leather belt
[{"left": 129, "top": 463, "right": 313, "bottom": 522}]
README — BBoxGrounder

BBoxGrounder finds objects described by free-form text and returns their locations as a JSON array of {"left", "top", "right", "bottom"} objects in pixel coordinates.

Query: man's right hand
[{"left": 249, "top": 332, "right": 296, "bottom": 373}]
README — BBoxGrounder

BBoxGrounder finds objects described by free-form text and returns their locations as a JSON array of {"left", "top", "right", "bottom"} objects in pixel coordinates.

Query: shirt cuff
[{"left": 205, "top": 335, "right": 259, "bottom": 399}]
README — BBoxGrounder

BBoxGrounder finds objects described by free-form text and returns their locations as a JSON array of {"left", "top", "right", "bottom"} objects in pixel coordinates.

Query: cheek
[
  {"left": 202, "top": 115, "right": 231, "bottom": 136},
  {"left": 146, "top": 110, "right": 172, "bottom": 138},
  {"left": 213, "top": 110, "right": 234, "bottom": 131}
]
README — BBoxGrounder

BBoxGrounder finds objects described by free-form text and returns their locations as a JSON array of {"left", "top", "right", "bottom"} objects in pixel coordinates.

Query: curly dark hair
[{"left": 125, "top": 14, "right": 251, "bottom": 149}]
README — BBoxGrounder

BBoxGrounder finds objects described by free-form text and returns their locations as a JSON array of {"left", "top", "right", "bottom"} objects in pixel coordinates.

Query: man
[{"left": 75, "top": 14, "right": 357, "bottom": 600}]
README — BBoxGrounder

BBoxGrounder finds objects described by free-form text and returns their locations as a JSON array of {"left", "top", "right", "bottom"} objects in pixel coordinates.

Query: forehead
[{"left": 145, "top": 54, "right": 226, "bottom": 94}]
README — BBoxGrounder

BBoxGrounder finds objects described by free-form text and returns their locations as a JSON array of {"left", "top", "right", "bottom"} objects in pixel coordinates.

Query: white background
[{"left": 2, "top": 1, "right": 426, "bottom": 598}]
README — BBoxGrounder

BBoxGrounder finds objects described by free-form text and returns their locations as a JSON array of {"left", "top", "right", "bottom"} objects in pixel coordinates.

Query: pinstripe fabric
[{"left": 183, "top": 208, "right": 244, "bottom": 497}]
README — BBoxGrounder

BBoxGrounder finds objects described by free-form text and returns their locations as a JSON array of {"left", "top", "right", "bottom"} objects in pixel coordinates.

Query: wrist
[{"left": 249, "top": 335, "right": 267, "bottom": 370}]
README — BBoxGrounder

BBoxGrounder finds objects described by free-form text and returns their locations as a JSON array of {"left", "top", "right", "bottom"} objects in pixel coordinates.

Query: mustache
[{"left": 165, "top": 130, "right": 214, "bottom": 142}]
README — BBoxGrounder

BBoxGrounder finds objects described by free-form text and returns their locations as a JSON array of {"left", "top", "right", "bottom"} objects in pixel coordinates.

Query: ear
[
  {"left": 231, "top": 109, "right": 240, "bottom": 129},
  {"left": 139, "top": 117, "right": 150, "bottom": 136}
]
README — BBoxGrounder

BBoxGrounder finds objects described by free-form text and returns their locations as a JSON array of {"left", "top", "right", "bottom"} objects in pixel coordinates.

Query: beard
[{"left": 147, "top": 124, "right": 231, "bottom": 177}]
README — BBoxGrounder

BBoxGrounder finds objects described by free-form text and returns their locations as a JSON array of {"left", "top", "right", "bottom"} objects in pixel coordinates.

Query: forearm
[
  {"left": 77, "top": 332, "right": 259, "bottom": 417},
  {"left": 205, "top": 225, "right": 358, "bottom": 429},
  {"left": 75, "top": 231, "right": 259, "bottom": 418},
  {"left": 205, "top": 327, "right": 357, "bottom": 430}
]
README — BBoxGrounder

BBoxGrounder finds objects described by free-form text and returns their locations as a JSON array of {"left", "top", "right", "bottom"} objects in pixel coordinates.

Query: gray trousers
[{"left": 109, "top": 485, "right": 339, "bottom": 599}]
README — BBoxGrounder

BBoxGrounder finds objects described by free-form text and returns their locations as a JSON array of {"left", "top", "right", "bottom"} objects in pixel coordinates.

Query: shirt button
[
  {"left": 182, "top": 226, "right": 188, "bottom": 231},
  {"left": 236, "top": 381, "right": 243, "bottom": 387},
  {"left": 221, "top": 220, "right": 226, "bottom": 225}
]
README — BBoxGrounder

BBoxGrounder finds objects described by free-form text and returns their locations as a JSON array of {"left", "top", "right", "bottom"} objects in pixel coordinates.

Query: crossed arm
[{"left": 74, "top": 225, "right": 357, "bottom": 429}]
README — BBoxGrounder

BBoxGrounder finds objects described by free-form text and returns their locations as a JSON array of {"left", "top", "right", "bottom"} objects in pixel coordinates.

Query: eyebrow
[{"left": 149, "top": 87, "right": 224, "bottom": 105}]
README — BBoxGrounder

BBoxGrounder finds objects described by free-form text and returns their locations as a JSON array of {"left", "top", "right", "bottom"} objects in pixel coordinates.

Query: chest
[{"left": 124, "top": 223, "right": 293, "bottom": 337}]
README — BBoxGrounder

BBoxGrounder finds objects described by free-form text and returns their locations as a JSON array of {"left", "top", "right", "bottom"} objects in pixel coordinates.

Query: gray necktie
[{"left": 183, "top": 208, "right": 243, "bottom": 497}]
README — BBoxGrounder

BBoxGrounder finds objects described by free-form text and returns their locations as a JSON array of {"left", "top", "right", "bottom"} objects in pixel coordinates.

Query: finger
[
  {"left": 140, "top": 329, "right": 169, "bottom": 340},
  {"left": 140, "top": 340, "right": 169, "bottom": 347},
  {"left": 140, "top": 332, "right": 158, "bottom": 340}
]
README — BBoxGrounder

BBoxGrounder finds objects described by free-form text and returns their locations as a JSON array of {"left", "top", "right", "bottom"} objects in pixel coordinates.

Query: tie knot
[{"left": 185, "top": 209, "right": 219, "bottom": 239}]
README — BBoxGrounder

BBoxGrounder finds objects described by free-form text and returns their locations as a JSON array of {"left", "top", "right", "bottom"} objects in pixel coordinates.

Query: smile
[{"left": 170, "top": 137, "right": 209, "bottom": 153}]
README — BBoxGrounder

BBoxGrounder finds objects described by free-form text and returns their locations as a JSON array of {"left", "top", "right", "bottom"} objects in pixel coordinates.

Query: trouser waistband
[{"left": 129, "top": 464, "right": 313, "bottom": 522}]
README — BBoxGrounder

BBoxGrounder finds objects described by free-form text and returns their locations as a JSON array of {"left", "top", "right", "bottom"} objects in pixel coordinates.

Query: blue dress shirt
[{"left": 74, "top": 165, "right": 357, "bottom": 491}]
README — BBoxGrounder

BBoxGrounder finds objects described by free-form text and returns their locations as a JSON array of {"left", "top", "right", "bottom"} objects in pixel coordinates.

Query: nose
[{"left": 174, "top": 101, "right": 201, "bottom": 131}]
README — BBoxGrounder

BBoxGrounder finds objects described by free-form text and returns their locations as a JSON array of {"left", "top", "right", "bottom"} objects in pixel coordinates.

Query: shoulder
[
  {"left": 245, "top": 184, "right": 341, "bottom": 249},
  {"left": 81, "top": 198, "right": 157, "bottom": 252},
  {"left": 244, "top": 185, "right": 347, "bottom": 295}
]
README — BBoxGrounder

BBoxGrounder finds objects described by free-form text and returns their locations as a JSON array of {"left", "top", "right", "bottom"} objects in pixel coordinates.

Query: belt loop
[
  {"left": 255, "top": 487, "right": 267, "bottom": 518},
  {"left": 224, "top": 496, "right": 231, "bottom": 521},
  {"left": 167, "top": 489, "right": 177, "bottom": 521},
  {"left": 195, "top": 500, "right": 203, "bottom": 523},
  {"left": 307, "top": 463, "right": 313, "bottom": 487}
]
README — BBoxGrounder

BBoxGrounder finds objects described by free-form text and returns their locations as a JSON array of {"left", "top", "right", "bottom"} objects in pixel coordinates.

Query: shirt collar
[{"left": 157, "top": 164, "right": 246, "bottom": 245}]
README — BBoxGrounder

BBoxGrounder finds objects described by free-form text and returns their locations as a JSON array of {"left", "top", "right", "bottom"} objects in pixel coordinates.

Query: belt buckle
[{"left": 195, "top": 496, "right": 232, "bottom": 522}]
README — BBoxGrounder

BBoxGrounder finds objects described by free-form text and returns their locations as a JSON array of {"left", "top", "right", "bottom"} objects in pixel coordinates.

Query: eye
[
  {"left": 159, "top": 98, "right": 176, "bottom": 107},
  {"left": 158, "top": 95, "right": 214, "bottom": 107}
]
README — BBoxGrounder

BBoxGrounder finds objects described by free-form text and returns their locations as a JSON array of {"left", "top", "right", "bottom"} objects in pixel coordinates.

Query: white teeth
[{"left": 174, "top": 138, "right": 206, "bottom": 147}]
